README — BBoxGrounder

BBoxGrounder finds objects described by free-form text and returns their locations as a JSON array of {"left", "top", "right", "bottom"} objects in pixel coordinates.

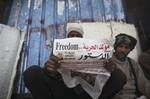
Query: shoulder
[
  {"left": 127, "top": 57, "right": 137, "bottom": 64},
  {"left": 127, "top": 57, "right": 140, "bottom": 72}
]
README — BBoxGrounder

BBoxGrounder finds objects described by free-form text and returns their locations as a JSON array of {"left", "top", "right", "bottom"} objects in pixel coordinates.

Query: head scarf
[
  {"left": 114, "top": 33, "right": 137, "bottom": 50},
  {"left": 67, "top": 24, "right": 84, "bottom": 36}
]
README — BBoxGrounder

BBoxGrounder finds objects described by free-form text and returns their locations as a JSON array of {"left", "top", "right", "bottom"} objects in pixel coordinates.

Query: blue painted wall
[{"left": 8, "top": 0, "right": 126, "bottom": 93}]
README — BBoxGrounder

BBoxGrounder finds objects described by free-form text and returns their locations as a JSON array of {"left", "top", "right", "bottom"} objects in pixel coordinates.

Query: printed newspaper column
[{"left": 53, "top": 38, "right": 114, "bottom": 99}]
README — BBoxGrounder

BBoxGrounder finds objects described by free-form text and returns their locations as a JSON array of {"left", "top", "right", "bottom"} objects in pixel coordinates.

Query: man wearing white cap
[
  {"left": 67, "top": 24, "right": 84, "bottom": 38},
  {"left": 23, "top": 24, "right": 90, "bottom": 99}
]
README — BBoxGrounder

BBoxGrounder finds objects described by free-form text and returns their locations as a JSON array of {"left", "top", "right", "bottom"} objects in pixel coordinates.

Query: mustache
[
  {"left": 119, "top": 52, "right": 126, "bottom": 55},
  {"left": 114, "top": 51, "right": 129, "bottom": 61},
  {"left": 115, "top": 52, "right": 127, "bottom": 57}
]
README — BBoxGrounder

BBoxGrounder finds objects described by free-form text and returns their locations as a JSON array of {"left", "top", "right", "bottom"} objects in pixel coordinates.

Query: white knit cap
[{"left": 67, "top": 23, "right": 84, "bottom": 36}]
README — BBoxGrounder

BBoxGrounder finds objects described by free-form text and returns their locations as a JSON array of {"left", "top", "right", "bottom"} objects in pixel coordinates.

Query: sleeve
[
  {"left": 138, "top": 52, "right": 150, "bottom": 81},
  {"left": 132, "top": 59, "right": 150, "bottom": 98}
]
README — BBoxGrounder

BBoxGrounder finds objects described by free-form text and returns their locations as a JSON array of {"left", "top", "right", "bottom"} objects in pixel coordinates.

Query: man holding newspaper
[{"left": 23, "top": 24, "right": 127, "bottom": 99}]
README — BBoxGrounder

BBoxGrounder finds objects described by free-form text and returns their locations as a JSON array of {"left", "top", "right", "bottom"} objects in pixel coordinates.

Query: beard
[{"left": 114, "top": 52, "right": 128, "bottom": 61}]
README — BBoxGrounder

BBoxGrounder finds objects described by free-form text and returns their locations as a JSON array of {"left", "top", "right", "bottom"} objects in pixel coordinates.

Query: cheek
[
  {"left": 124, "top": 48, "right": 130, "bottom": 53},
  {"left": 116, "top": 48, "right": 130, "bottom": 54},
  {"left": 116, "top": 48, "right": 123, "bottom": 53}
]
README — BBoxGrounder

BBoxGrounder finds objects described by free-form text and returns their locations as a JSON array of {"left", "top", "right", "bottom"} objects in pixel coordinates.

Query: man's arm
[{"left": 131, "top": 59, "right": 150, "bottom": 98}]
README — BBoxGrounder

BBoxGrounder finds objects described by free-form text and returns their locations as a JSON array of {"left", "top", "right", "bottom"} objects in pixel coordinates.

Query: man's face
[
  {"left": 114, "top": 43, "right": 131, "bottom": 61},
  {"left": 68, "top": 31, "right": 83, "bottom": 38}
]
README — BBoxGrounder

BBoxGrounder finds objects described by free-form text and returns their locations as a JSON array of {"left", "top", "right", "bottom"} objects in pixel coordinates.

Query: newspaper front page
[{"left": 53, "top": 38, "right": 114, "bottom": 99}]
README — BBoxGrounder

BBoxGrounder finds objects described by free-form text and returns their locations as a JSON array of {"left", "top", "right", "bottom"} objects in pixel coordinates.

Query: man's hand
[
  {"left": 104, "top": 59, "right": 116, "bottom": 73},
  {"left": 44, "top": 55, "right": 62, "bottom": 72}
]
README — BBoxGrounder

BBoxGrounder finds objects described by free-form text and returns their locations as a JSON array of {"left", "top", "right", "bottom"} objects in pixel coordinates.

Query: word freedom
[{"left": 55, "top": 42, "right": 79, "bottom": 50}]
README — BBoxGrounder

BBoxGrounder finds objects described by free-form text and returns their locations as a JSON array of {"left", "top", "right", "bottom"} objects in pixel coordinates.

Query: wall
[{"left": 0, "top": 24, "right": 25, "bottom": 99}]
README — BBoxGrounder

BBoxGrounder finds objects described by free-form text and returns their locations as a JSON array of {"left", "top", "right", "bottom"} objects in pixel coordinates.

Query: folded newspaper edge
[
  {"left": 59, "top": 59, "right": 110, "bottom": 75},
  {"left": 53, "top": 38, "right": 113, "bottom": 99}
]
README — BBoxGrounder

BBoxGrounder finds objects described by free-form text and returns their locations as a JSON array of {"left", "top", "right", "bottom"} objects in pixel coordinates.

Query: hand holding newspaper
[{"left": 53, "top": 38, "right": 114, "bottom": 99}]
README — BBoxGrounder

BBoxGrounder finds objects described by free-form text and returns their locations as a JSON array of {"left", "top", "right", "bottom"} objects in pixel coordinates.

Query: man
[
  {"left": 111, "top": 33, "right": 150, "bottom": 99},
  {"left": 23, "top": 25, "right": 126, "bottom": 99}
]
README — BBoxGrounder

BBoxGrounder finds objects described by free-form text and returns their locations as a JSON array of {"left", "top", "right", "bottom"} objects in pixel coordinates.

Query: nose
[
  {"left": 119, "top": 46, "right": 129, "bottom": 53},
  {"left": 120, "top": 47, "right": 126, "bottom": 52}
]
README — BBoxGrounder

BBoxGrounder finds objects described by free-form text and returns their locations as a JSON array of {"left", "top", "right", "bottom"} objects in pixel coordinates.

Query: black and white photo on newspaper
[{"left": 53, "top": 37, "right": 114, "bottom": 99}]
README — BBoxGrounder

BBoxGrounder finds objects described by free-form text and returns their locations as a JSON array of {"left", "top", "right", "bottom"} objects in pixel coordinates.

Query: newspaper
[
  {"left": 53, "top": 38, "right": 113, "bottom": 74},
  {"left": 53, "top": 38, "right": 114, "bottom": 99}
]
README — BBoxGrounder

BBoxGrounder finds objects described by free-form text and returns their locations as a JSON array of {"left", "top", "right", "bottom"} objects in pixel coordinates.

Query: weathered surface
[{"left": 0, "top": 24, "right": 24, "bottom": 99}]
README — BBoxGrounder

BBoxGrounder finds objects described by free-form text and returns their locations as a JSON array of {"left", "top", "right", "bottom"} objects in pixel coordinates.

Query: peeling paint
[
  {"left": 68, "top": 0, "right": 76, "bottom": 9},
  {"left": 58, "top": 1, "right": 65, "bottom": 16},
  {"left": 28, "top": 0, "right": 31, "bottom": 8},
  {"left": 34, "top": 0, "right": 42, "bottom": 10},
  {"left": 103, "top": 0, "right": 114, "bottom": 20},
  {"left": 113, "top": 0, "right": 125, "bottom": 20}
]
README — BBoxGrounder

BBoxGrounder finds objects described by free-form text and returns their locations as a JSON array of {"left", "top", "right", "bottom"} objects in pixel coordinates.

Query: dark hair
[{"left": 114, "top": 33, "right": 137, "bottom": 50}]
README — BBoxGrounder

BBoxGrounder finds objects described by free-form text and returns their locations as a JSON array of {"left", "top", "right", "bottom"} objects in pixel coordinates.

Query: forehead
[
  {"left": 68, "top": 31, "right": 80, "bottom": 35},
  {"left": 68, "top": 31, "right": 82, "bottom": 37},
  {"left": 117, "top": 43, "right": 130, "bottom": 48}
]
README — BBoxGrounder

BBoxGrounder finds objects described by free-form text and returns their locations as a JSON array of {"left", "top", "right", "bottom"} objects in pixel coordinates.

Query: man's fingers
[
  {"left": 44, "top": 55, "right": 62, "bottom": 72},
  {"left": 47, "top": 59, "right": 55, "bottom": 65},
  {"left": 45, "top": 59, "right": 60, "bottom": 70},
  {"left": 51, "top": 55, "right": 62, "bottom": 63}
]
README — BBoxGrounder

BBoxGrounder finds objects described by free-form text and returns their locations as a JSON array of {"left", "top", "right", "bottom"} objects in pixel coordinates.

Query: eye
[
  {"left": 125, "top": 46, "right": 130, "bottom": 49},
  {"left": 118, "top": 44, "right": 130, "bottom": 50},
  {"left": 118, "top": 45, "right": 124, "bottom": 48}
]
